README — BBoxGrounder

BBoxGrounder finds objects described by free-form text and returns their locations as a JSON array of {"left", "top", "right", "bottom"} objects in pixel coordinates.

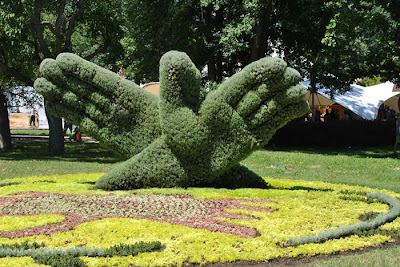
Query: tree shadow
[
  {"left": 0, "top": 142, "right": 125, "bottom": 164},
  {"left": 269, "top": 185, "right": 333, "bottom": 192},
  {"left": 268, "top": 146, "right": 399, "bottom": 159}
]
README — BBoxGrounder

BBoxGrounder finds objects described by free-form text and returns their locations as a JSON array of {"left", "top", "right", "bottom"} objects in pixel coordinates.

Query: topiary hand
[
  {"left": 95, "top": 51, "right": 308, "bottom": 190},
  {"left": 34, "top": 53, "right": 161, "bottom": 157}
]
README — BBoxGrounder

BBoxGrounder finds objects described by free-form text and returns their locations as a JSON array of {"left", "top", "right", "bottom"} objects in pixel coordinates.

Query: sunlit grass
[
  {"left": 243, "top": 147, "right": 400, "bottom": 193},
  {"left": 1, "top": 142, "right": 399, "bottom": 265}
]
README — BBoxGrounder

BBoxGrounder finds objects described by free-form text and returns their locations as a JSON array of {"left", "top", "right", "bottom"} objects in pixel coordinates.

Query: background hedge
[{"left": 269, "top": 120, "right": 396, "bottom": 147}]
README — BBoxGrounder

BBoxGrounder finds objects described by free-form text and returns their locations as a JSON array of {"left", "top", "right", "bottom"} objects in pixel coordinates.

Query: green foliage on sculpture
[
  {"left": 35, "top": 51, "right": 308, "bottom": 190},
  {"left": 35, "top": 53, "right": 161, "bottom": 157}
]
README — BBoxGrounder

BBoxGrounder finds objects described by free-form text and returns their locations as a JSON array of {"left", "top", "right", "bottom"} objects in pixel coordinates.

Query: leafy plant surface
[{"left": 0, "top": 174, "right": 398, "bottom": 266}]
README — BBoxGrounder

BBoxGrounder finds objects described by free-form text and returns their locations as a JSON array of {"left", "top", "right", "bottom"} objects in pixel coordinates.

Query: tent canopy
[
  {"left": 301, "top": 81, "right": 400, "bottom": 120},
  {"left": 304, "top": 90, "right": 334, "bottom": 107}
]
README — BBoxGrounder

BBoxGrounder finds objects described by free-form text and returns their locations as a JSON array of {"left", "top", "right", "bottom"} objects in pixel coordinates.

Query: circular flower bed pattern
[{"left": 0, "top": 173, "right": 399, "bottom": 266}]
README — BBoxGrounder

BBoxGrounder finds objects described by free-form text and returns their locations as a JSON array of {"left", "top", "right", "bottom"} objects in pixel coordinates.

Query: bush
[
  {"left": 103, "top": 241, "right": 162, "bottom": 257},
  {"left": 34, "top": 254, "right": 85, "bottom": 267},
  {"left": 0, "top": 241, "right": 162, "bottom": 267},
  {"left": 36, "top": 51, "right": 308, "bottom": 190}
]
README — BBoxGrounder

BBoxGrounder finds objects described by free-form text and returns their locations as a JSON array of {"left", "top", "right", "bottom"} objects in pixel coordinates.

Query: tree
[
  {"left": 0, "top": 0, "right": 124, "bottom": 154},
  {"left": 121, "top": 0, "right": 285, "bottom": 83},
  {"left": 275, "top": 0, "right": 386, "bottom": 120},
  {"left": 121, "top": 0, "right": 205, "bottom": 83},
  {"left": 320, "top": 0, "right": 400, "bottom": 84},
  {"left": 0, "top": 88, "right": 11, "bottom": 151}
]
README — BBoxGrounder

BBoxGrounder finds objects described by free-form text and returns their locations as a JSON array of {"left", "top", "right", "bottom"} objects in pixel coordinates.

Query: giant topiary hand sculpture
[
  {"left": 35, "top": 51, "right": 308, "bottom": 190},
  {"left": 34, "top": 54, "right": 161, "bottom": 157}
]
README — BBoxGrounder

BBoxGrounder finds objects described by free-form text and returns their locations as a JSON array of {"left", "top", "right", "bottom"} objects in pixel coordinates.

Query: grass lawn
[
  {"left": 0, "top": 141, "right": 399, "bottom": 266},
  {"left": 303, "top": 245, "right": 400, "bottom": 267},
  {"left": 0, "top": 142, "right": 123, "bottom": 179},
  {"left": 243, "top": 146, "right": 400, "bottom": 193},
  {"left": 10, "top": 129, "right": 87, "bottom": 137},
  {"left": 11, "top": 129, "right": 50, "bottom": 136}
]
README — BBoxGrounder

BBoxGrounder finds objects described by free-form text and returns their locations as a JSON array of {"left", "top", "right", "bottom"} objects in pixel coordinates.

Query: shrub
[
  {"left": 34, "top": 254, "right": 85, "bottom": 267},
  {"left": 0, "top": 241, "right": 45, "bottom": 250},
  {"left": 35, "top": 51, "right": 308, "bottom": 190},
  {"left": 103, "top": 241, "right": 162, "bottom": 257},
  {"left": 0, "top": 181, "right": 23, "bottom": 187},
  {"left": 0, "top": 241, "right": 161, "bottom": 267}
]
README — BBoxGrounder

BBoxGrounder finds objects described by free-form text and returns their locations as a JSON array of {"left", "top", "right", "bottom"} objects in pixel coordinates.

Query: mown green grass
[
  {"left": 11, "top": 129, "right": 87, "bottom": 136},
  {"left": 303, "top": 245, "right": 400, "bottom": 267},
  {"left": 11, "top": 129, "right": 50, "bottom": 136},
  {"left": 1, "top": 142, "right": 399, "bottom": 266},
  {"left": 243, "top": 146, "right": 400, "bottom": 193},
  {"left": 0, "top": 142, "right": 123, "bottom": 179},
  {"left": 242, "top": 146, "right": 400, "bottom": 266}
]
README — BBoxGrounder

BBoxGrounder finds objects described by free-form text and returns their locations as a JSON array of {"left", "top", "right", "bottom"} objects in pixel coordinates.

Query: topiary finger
[
  {"left": 269, "top": 67, "right": 302, "bottom": 91},
  {"left": 39, "top": 58, "right": 68, "bottom": 87},
  {"left": 56, "top": 53, "right": 144, "bottom": 98},
  {"left": 84, "top": 103, "right": 111, "bottom": 127},
  {"left": 234, "top": 67, "right": 302, "bottom": 119},
  {"left": 235, "top": 91, "right": 263, "bottom": 118},
  {"left": 44, "top": 101, "right": 85, "bottom": 125},
  {"left": 253, "top": 100, "right": 309, "bottom": 144},
  {"left": 34, "top": 78, "right": 64, "bottom": 102},
  {"left": 214, "top": 57, "right": 287, "bottom": 107},
  {"left": 247, "top": 84, "right": 306, "bottom": 128},
  {"left": 159, "top": 51, "right": 201, "bottom": 112},
  {"left": 39, "top": 58, "right": 112, "bottom": 107}
]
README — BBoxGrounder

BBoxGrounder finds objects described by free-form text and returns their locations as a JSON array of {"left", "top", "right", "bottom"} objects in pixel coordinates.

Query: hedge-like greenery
[
  {"left": 35, "top": 51, "right": 308, "bottom": 190},
  {"left": 270, "top": 119, "right": 396, "bottom": 147},
  {"left": 0, "top": 182, "right": 22, "bottom": 187},
  {"left": 0, "top": 241, "right": 161, "bottom": 267},
  {"left": 34, "top": 53, "right": 161, "bottom": 157},
  {"left": 286, "top": 192, "right": 400, "bottom": 246}
]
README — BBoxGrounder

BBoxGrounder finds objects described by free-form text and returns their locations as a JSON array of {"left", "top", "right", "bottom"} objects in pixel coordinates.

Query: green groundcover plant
[
  {"left": 35, "top": 51, "right": 308, "bottom": 190},
  {"left": 0, "top": 174, "right": 399, "bottom": 266},
  {"left": 0, "top": 241, "right": 161, "bottom": 267}
]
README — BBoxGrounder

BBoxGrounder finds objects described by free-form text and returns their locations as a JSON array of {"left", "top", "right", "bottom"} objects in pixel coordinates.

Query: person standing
[
  {"left": 63, "top": 120, "right": 72, "bottom": 135},
  {"left": 29, "top": 107, "right": 36, "bottom": 127},
  {"left": 394, "top": 116, "right": 400, "bottom": 155}
]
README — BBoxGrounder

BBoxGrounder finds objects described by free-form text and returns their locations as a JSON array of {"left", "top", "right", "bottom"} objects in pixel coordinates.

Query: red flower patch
[{"left": 0, "top": 192, "right": 275, "bottom": 238}]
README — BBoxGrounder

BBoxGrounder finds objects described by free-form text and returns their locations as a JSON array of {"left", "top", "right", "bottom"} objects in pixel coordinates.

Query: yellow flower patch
[
  {"left": 0, "top": 174, "right": 398, "bottom": 266},
  {"left": 0, "top": 257, "right": 46, "bottom": 267},
  {"left": 0, "top": 215, "right": 65, "bottom": 232}
]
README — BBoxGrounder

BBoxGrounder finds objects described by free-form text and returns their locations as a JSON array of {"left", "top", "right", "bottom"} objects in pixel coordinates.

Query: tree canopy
[
  {"left": 120, "top": 0, "right": 400, "bottom": 91},
  {"left": 1, "top": 0, "right": 399, "bottom": 152},
  {"left": 0, "top": 0, "right": 125, "bottom": 86},
  {"left": 320, "top": 0, "right": 400, "bottom": 84},
  {"left": 0, "top": 0, "right": 126, "bottom": 152},
  {"left": 2, "top": 0, "right": 398, "bottom": 91}
]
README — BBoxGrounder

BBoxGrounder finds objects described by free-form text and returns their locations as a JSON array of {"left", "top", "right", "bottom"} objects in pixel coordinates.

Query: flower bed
[{"left": 0, "top": 173, "right": 399, "bottom": 266}]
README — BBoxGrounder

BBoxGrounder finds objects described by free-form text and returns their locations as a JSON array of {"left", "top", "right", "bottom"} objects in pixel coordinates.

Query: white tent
[
  {"left": 7, "top": 87, "right": 49, "bottom": 129},
  {"left": 302, "top": 81, "right": 400, "bottom": 120},
  {"left": 304, "top": 90, "right": 334, "bottom": 107}
]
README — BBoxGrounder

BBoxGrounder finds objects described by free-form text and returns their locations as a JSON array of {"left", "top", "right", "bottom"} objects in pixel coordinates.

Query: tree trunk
[
  {"left": 0, "top": 93, "right": 12, "bottom": 151},
  {"left": 215, "top": 51, "right": 223, "bottom": 83},
  {"left": 310, "top": 75, "right": 317, "bottom": 122},
  {"left": 250, "top": 1, "right": 272, "bottom": 62},
  {"left": 45, "top": 106, "right": 64, "bottom": 155},
  {"left": 207, "top": 58, "right": 217, "bottom": 82}
]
